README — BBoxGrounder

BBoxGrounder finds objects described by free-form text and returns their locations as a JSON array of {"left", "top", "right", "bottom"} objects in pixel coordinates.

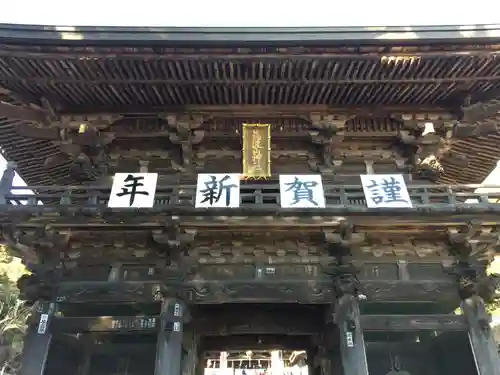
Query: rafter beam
[{"left": 0, "top": 101, "right": 46, "bottom": 123}]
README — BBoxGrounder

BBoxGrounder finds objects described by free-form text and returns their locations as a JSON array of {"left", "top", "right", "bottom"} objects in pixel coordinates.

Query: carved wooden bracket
[
  {"left": 323, "top": 226, "right": 362, "bottom": 298},
  {"left": 459, "top": 88, "right": 500, "bottom": 134},
  {"left": 2, "top": 226, "right": 70, "bottom": 266},
  {"left": 152, "top": 225, "right": 198, "bottom": 263},
  {"left": 16, "top": 114, "right": 120, "bottom": 181},
  {"left": 308, "top": 113, "right": 346, "bottom": 174},
  {"left": 447, "top": 225, "right": 500, "bottom": 304},
  {"left": 163, "top": 114, "right": 206, "bottom": 169},
  {"left": 398, "top": 117, "right": 461, "bottom": 182},
  {"left": 323, "top": 224, "right": 365, "bottom": 248},
  {"left": 7, "top": 226, "right": 70, "bottom": 303},
  {"left": 446, "top": 224, "right": 497, "bottom": 261}
]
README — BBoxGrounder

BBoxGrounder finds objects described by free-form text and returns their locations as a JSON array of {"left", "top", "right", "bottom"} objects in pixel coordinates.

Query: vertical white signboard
[
  {"left": 195, "top": 173, "right": 241, "bottom": 208},
  {"left": 279, "top": 174, "right": 326, "bottom": 208},
  {"left": 360, "top": 174, "right": 413, "bottom": 208},
  {"left": 108, "top": 173, "right": 158, "bottom": 208}
]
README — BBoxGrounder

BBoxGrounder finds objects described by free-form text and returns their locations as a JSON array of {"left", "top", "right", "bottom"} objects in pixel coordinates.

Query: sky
[{"left": 1, "top": 0, "right": 500, "bottom": 27}]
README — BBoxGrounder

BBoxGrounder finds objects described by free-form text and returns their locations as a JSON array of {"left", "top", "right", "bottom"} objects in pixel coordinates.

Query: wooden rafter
[{"left": 0, "top": 101, "right": 46, "bottom": 123}]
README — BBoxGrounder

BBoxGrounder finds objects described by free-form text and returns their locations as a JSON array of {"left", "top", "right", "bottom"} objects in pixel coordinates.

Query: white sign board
[
  {"left": 360, "top": 174, "right": 413, "bottom": 208},
  {"left": 37, "top": 313, "right": 49, "bottom": 334},
  {"left": 108, "top": 173, "right": 158, "bottom": 208},
  {"left": 195, "top": 174, "right": 241, "bottom": 208},
  {"left": 279, "top": 174, "right": 326, "bottom": 208}
]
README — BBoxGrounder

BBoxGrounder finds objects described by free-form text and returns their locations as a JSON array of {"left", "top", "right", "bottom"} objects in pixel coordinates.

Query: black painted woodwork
[
  {"left": 360, "top": 314, "right": 467, "bottom": 331},
  {"left": 155, "top": 299, "right": 185, "bottom": 375},
  {"left": 19, "top": 303, "right": 55, "bottom": 375},
  {"left": 461, "top": 296, "right": 500, "bottom": 375},
  {"left": 2, "top": 178, "right": 500, "bottom": 219},
  {"left": 1, "top": 24, "right": 500, "bottom": 375},
  {"left": 335, "top": 295, "right": 369, "bottom": 375}
]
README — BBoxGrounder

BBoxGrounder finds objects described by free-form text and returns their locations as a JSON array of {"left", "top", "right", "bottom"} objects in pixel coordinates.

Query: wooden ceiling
[{"left": 1, "top": 24, "right": 500, "bottom": 186}]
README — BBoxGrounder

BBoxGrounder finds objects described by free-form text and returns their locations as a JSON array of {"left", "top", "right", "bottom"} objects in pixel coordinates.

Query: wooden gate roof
[{"left": 1, "top": 24, "right": 500, "bottom": 185}]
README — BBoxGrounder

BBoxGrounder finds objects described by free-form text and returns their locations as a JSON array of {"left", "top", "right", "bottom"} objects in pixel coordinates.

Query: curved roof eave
[{"left": 0, "top": 23, "right": 500, "bottom": 46}]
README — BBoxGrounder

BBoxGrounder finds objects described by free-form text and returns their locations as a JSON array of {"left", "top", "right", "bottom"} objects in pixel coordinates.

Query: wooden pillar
[
  {"left": 334, "top": 295, "right": 369, "bottom": 375},
  {"left": 77, "top": 336, "right": 93, "bottom": 375},
  {"left": 154, "top": 299, "right": 185, "bottom": 375},
  {"left": 196, "top": 350, "right": 206, "bottom": 375},
  {"left": 20, "top": 302, "right": 56, "bottom": 375},
  {"left": 220, "top": 351, "right": 228, "bottom": 369},
  {"left": 461, "top": 296, "right": 500, "bottom": 375}
]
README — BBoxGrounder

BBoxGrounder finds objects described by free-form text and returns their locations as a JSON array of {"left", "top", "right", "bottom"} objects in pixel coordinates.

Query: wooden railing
[
  {"left": 1, "top": 183, "right": 500, "bottom": 213},
  {"left": 1, "top": 168, "right": 500, "bottom": 214}
]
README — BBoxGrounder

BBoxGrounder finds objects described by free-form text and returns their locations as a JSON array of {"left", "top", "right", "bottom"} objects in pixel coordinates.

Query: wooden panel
[
  {"left": 51, "top": 316, "right": 160, "bottom": 333},
  {"left": 360, "top": 314, "right": 467, "bottom": 331},
  {"left": 358, "top": 264, "right": 399, "bottom": 280},
  {"left": 407, "top": 263, "right": 448, "bottom": 280}
]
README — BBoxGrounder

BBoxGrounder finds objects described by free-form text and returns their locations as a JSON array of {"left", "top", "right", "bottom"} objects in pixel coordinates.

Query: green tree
[{"left": 0, "top": 247, "right": 29, "bottom": 375}]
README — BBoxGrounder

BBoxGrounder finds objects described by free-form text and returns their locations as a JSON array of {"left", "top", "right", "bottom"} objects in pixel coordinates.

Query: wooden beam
[
  {"left": 51, "top": 315, "right": 160, "bottom": 333},
  {"left": 5, "top": 206, "right": 500, "bottom": 231},
  {"left": 1, "top": 47, "right": 498, "bottom": 60},
  {"left": 89, "top": 343, "right": 156, "bottom": 354},
  {"left": 55, "top": 282, "right": 160, "bottom": 303},
  {"left": 58, "top": 104, "right": 455, "bottom": 117},
  {"left": 360, "top": 314, "right": 467, "bottom": 331},
  {"left": 194, "top": 310, "right": 321, "bottom": 336},
  {"left": 51, "top": 276, "right": 458, "bottom": 304},
  {"left": 201, "top": 335, "right": 309, "bottom": 351},
  {"left": 361, "top": 281, "right": 458, "bottom": 302},
  {"left": 5, "top": 76, "right": 495, "bottom": 86},
  {"left": 0, "top": 101, "right": 46, "bottom": 122}
]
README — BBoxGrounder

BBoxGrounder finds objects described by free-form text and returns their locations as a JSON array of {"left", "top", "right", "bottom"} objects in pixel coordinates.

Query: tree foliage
[
  {"left": 0, "top": 246, "right": 29, "bottom": 375},
  {"left": 486, "top": 257, "right": 500, "bottom": 315}
]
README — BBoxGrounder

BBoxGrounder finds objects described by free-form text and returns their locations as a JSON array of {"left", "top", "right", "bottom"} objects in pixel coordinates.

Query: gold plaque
[{"left": 242, "top": 123, "right": 271, "bottom": 179}]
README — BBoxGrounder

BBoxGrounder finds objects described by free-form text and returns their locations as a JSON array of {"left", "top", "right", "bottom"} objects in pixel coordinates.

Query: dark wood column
[
  {"left": 20, "top": 302, "right": 56, "bottom": 375},
  {"left": 154, "top": 299, "right": 185, "bottom": 375},
  {"left": 335, "top": 295, "right": 369, "bottom": 375},
  {"left": 461, "top": 296, "right": 500, "bottom": 375}
]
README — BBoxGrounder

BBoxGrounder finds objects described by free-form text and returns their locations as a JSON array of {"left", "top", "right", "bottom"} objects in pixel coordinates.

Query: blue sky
[{"left": 1, "top": 0, "right": 500, "bottom": 27}]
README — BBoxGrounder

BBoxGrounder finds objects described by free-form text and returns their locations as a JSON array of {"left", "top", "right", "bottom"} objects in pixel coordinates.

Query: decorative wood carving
[
  {"left": 51, "top": 315, "right": 160, "bottom": 333},
  {"left": 308, "top": 113, "right": 346, "bottom": 174},
  {"left": 183, "top": 282, "right": 335, "bottom": 304},
  {"left": 189, "top": 232, "right": 326, "bottom": 262},
  {"left": 323, "top": 224, "right": 365, "bottom": 248},
  {"left": 360, "top": 314, "right": 467, "bottom": 331},
  {"left": 152, "top": 226, "right": 197, "bottom": 264},
  {"left": 2, "top": 226, "right": 70, "bottom": 266},
  {"left": 361, "top": 280, "right": 458, "bottom": 302},
  {"left": 16, "top": 115, "right": 120, "bottom": 181},
  {"left": 358, "top": 241, "right": 450, "bottom": 258},
  {"left": 164, "top": 114, "right": 205, "bottom": 170},
  {"left": 55, "top": 282, "right": 160, "bottom": 303},
  {"left": 398, "top": 115, "right": 464, "bottom": 182}
]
